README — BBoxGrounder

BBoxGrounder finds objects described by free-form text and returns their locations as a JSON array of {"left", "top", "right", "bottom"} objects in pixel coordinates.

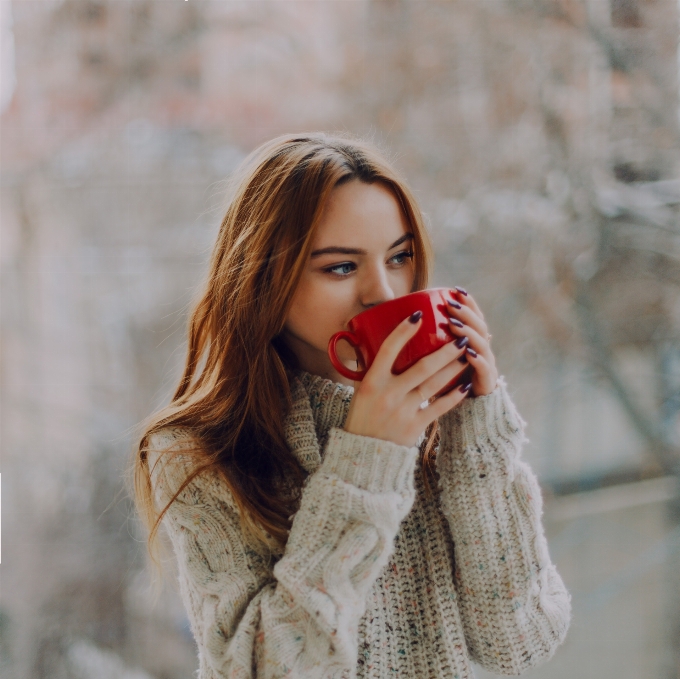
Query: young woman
[{"left": 133, "top": 133, "right": 571, "bottom": 679}]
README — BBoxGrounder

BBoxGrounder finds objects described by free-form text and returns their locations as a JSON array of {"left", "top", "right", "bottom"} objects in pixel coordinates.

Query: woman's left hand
[{"left": 444, "top": 287, "right": 499, "bottom": 397}]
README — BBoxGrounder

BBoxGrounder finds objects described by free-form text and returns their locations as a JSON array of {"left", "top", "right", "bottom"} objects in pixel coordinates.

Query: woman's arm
[
  {"left": 147, "top": 426, "right": 419, "bottom": 679},
  {"left": 435, "top": 378, "right": 571, "bottom": 675}
]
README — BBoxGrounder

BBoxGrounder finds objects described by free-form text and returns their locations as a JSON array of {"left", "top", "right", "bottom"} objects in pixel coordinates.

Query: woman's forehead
[{"left": 312, "top": 181, "right": 410, "bottom": 248}]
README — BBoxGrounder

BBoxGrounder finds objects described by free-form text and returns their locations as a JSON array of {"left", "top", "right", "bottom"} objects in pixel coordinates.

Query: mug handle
[{"left": 328, "top": 331, "right": 367, "bottom": 381}]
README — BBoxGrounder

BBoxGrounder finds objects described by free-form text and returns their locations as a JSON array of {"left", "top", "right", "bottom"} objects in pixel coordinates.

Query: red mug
[{"left": 327, "top": 287, "right": 472, "bottom": 395}]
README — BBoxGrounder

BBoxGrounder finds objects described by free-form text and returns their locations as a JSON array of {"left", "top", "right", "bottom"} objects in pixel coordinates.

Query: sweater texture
[{"left": 147, "top": 371, "right": 571, "bottom": 679}]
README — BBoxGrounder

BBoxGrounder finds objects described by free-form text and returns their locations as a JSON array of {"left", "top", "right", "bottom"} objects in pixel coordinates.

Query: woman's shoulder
[
  {"left": 145, "top": 426, "right": 200, "bottom": 478},
  {"left": 145, "top": 426, "right": 229, "bottom": 505},
  {"left": 146, "top": 425, "right": 197, "bottom": 454}
]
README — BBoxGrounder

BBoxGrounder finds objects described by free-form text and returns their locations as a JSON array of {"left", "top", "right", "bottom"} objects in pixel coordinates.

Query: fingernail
[
  {"left": 449, "top": 318, "right": 464, "bottom": 328},
  {"left": 409, "top": 310, "right": 423, "bottom": 323},
  {"left": 459, "top": 382, "right": 472, "bottom": 393},
  {"left": 455, "top": 286, "right": 468, "bottom": 296},
  {"left": 458, "top": 353, "right": 468, "bottom": 364},
  {"left": 454, "top": 336, "right": 469, "bottom": 349},
  {"left": 447, "top": 298, "right": 462, "bottom": 309},
  {"left": 466, "top": 347, "right": 477, "bottom": 358}
]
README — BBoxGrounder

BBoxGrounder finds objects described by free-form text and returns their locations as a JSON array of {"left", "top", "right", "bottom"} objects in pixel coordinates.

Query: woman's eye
[
  {"left": 323, "top": 251, "right": 413, "bottom": 278},
  {"left": 391, "top": 250, "right": 414, "bottom": 265},
  {"left": 325, "top": 262, "right": 356, "bottom": 276}
]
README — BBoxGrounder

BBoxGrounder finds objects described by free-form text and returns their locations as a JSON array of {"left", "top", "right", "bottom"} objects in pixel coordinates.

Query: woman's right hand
[{"left": 343, "top": 313, "right": 471, "bottom": 448}]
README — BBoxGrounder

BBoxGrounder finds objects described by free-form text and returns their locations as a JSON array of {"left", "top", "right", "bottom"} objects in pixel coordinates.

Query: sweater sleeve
[
  {"left": 147, "top": 427, "right": 419, "bottom": 679},
  {"left": 435, "top": 377, "right": 571, "bottom": 675}
]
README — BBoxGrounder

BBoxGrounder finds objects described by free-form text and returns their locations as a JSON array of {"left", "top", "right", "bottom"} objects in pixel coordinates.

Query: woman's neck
[
  {"left": 297, "top": 359, "right": 354, "bottom": 387},
  {"left": 281, "top": 331, "right": 355, "bottom": 386}
]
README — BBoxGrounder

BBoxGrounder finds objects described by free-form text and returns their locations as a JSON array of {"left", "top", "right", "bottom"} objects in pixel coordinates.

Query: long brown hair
[{"left": 132, "top": 132, "right": 440, "bottom": 566}]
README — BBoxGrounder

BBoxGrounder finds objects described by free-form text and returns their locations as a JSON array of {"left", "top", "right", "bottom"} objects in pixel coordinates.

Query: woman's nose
[{"left": 360, "top": 264, "right": 397, "bottom": 308}]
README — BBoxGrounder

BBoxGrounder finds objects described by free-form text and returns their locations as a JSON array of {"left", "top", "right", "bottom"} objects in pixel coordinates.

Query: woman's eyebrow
[{"left": 310, "top": 233, "right": 414, "bottom": 259}]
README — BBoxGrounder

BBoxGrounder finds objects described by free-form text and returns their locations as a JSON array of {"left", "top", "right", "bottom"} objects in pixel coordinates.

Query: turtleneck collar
[
  {"left": 283, "top": 369, "right": 354, "bottom": 474},
  {"left": 285, "top": 369, "right": 428, "bottom": 469},
  {"left": 293, "top": 369, "right": 354, "bottom": 434}
]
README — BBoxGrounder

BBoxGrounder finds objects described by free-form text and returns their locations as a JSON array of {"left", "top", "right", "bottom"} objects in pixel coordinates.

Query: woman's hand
[
  {"left": 444, "top": 287, "right": 499, "bottom": 396},
  {"left": 343, "top": 312, "right": 472, "bottom": 448}
]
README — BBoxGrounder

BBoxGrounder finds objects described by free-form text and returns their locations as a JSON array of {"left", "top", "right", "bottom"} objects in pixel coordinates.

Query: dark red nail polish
[
  {"left": 447, "top": 298, "right": 462, "bottom": 309},
  {"left": 455, "top": 286, "right": 468, "bottom": 296},
  {"left": 466, "top": 347, "right": 478, "bottom": 358},
  {"left": 449, "top": 318, "right": 464, "bottom": 328},
  {"left": 454, "top": 336, "right": 469, "bottom": 349},
  {"left": 458, "top": 353, "right": 468, "bottom": 364},
  {"left": 459, "top": 382, "right": 472, "bottom": 393},
  {"left": 409, "top": 310, "right": 423, "bottom": 323}
]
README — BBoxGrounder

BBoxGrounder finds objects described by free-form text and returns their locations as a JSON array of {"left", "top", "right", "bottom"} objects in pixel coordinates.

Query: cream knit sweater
[{"left": 147, "top": 371, "right": 570, "bottom": 679}]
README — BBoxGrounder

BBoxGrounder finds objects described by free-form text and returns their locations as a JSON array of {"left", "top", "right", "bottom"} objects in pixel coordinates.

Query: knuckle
[
  {"left": 424, "top": 345, "right": 456, "bottom": 372},
  {"left": 360, "top": 377, "right": 378, "bottom": 396},
  {"left": 377, "top": 338, "right": 394, "bottom": 356},
  {"left": 447, "top": 359, "right": 464, "bottom": 375},
  {"left": 439, "top": 343, "right": 460, "bottom": 363},
  {"left": 421, "top": 353, "right": 441, "bottom": 375}
]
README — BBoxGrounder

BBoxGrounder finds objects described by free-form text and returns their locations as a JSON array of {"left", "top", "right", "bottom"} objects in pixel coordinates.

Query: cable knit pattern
[
  {"left": 436, "top": 376, "right": 571, "bottom": 674},
  {"left": 146, "top": 372, "right": 570, "bottom": 679}
]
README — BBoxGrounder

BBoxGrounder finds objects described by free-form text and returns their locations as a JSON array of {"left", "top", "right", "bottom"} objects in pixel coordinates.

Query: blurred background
[{"left": 1, "top": 1, "right": 679, "bottom": 678}]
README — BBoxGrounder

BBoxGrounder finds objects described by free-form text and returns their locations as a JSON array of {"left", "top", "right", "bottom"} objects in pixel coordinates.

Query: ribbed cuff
[
  {"left": 439, "top": 376, "right": 528, "bottom": 450},
  {"left": 320, "top": 427, "right": 419, "bottom": 494}
]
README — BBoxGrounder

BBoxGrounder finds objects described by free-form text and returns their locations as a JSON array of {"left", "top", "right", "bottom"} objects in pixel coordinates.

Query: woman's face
[{"left": 282, "top": 179, "right": 415, "bottom": 385}]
